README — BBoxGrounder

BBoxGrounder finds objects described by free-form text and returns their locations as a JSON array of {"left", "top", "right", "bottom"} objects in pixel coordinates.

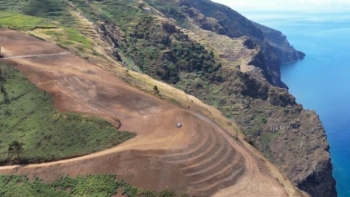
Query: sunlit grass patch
[{"left": 0, "top": 11, "right": 56, "bottom": 30}]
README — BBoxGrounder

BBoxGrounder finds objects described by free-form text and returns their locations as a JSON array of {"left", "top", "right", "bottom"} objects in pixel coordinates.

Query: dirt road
[
  {"left": 0, "top": 28, "right": 303, "bottom": 197},
  {"left": 2, "top": 52, "right": 70, "bottom": 59}
]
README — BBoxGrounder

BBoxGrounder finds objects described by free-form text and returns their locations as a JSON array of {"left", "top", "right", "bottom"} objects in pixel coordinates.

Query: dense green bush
[{"left": 0, "top": 175, "right": 185, "bottom": 197}]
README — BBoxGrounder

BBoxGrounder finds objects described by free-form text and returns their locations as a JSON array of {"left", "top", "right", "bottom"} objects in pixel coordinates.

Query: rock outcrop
[{"left": 147, "top": 0, "right": 305, "bottom": 88}]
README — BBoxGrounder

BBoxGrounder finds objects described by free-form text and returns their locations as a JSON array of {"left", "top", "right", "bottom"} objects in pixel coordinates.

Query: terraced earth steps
[
  {"left": 186, "top": 146, "right": 236, "bottom": 182},
  {"left": 181, "top": 132, "right": 227, "bottom": 172},
  {"left": 159, "top": 119, "right": 247, "bottom": 196},
  {"left": 192, "top": 166, "right": 245, "bottom": 196},
  {"left": 197, "top": 155, "right": 245, "bottom": 187},
  {"left": 163, "top": 135, "right": 214, "bottom": 163},
  {"left": 161, "top": 126, "right": 213, "bottom": 162}
]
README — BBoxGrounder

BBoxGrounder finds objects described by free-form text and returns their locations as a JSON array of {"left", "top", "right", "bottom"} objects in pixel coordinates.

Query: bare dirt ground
[{"left": 0, "top": 28, "right": 305, "bottom": 197}]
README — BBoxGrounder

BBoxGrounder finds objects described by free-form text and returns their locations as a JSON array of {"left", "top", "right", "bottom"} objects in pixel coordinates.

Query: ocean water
[{"left": 241, "top": 10, "right": 350, "bottom": 196}]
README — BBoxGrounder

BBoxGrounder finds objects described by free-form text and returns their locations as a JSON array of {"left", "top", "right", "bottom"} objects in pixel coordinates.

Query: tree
[
  {"left": 153, "top": 85, "right": 159, "bottom": 95},
  {"left": 8, "top": 140, "right": 23, "bottom": 163}
]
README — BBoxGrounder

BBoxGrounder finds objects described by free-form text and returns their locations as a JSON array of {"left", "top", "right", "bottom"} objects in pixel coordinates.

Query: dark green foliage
[
  {"left": 268, "top": 88, "right": 296, "bottom": 107},
  {"left": 8, "top": 140, "right": 23, "bottom": 163},
  {"left": 0, "top": 175, "right": 70, "bottom": 197},
  {"left": 51, "top": 175, "right": 119, "bottom": 196},
  {"left": 240, "top": 72, "right": 269, "bottom": 100},
  {"left": 125, "top": 19, "right": 221, "bottom": 83},
  {"left": 0, "top": 0, "right": 72, "bottom": 26},
  {"left": 0, "top": 175, "right": 186, "bottom": 197},
  {"left": 63, "top": 0, "right": 221, "bottom": 84},
  {"left": 145, "top": 0, "right": 188, "bottom": 27},
  {"left": 159, "top": 190, "right": 177, "bottom": 197},
  {"left": 253, "top": 115, "right": 267, "bottom": 124},
  {"left": 0, "top": 64, "right": 135, "bottom": 165},
  {"left": 153, "top": 85, "right": 159, "bottom": 95}
]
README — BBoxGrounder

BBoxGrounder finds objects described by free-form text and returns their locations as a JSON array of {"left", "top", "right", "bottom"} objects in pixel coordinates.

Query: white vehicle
[{"left": 176, "top": 123, "right": 182, "bottom": 128}]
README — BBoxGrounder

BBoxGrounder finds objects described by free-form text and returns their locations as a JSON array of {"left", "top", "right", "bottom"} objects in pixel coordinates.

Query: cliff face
[
  {"left": 254, "top": 22, "right": 306, "bottom": 64},
  {"left": 146, "top": 0, "right": 305, "bottom": 88}
]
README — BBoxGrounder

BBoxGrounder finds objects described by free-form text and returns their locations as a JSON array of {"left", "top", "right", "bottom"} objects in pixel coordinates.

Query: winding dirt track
[{"left": 0, "top": 28, "right": 297, "bottom": 196}]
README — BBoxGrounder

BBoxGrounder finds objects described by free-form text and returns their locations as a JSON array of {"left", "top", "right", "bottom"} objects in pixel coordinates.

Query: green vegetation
[
  {"left": 0, "top": 174, "right": 185, "bottom": 197},
  {"left": 41, "top": 28, "right": 92, "bottom": 49},
  {"left": 1, "top": 0, "right": 220, "bottom": 84},
  {"left": 0, "top": 64, "right": 135, "bottom": 165},
  {"left": 0, "top": 10, "right": 92, "bottom": 53},
  {"left": 0, "top": 11, "right": 55, "bottom": 30},
  {"left": 0, "top": 0, "right": 70, "bottom": 26},
  {"left": 8, "top": 140, "right": 24, "bottom": 163},
  {"left": 153, "top": 85, "right": 160, "bottom": 95},
  {"left": 65, "top": 0, "right": 221, "bottom": 83},
  {"left": 253, "top": 115, "right": 267, "bottom": 124},
  {"left": 145, "top": 0, "right": 189, "bottom": 27}
]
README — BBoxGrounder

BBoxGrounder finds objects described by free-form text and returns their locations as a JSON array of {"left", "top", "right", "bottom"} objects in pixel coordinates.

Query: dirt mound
[{"left": 0, "top": 28, "right": 304, "bottom": 197}]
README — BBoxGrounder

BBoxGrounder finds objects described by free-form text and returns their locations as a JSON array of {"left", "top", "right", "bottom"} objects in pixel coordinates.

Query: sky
[{"left": 211, "top": 0, "right": 350, "bottom": 12}]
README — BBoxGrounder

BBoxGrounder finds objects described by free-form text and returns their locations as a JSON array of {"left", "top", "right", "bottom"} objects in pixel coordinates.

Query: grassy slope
[
  {"left": 0, "top": 0, "right": 70, "bottom": 24},
  {"left": 0, "top": 12, "right": 55, "bottom": 30},
  {"left": 0, "top": 174, "right": 183, "bottom": 197},
  {"left": 39, "top": 28, "right": 92, "bottom": 49},
  {"left": 0, "top": 63, "right": 134, "bottom": 165},
  {"left": 0, "top": 11, "right": 93, "bottom": 52}
]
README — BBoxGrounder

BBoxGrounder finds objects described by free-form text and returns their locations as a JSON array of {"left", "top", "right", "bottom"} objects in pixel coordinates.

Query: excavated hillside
[
  {"left": 0, "top": 28, "right": 310, "bottom": 197},
  {"left": 0, "top": 0, "right": 336, "bottom": 196}
]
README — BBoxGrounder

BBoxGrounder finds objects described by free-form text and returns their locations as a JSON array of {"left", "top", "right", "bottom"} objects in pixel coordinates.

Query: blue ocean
[{"left": 243, "top": 10, "right": 350, "bottom": 196}]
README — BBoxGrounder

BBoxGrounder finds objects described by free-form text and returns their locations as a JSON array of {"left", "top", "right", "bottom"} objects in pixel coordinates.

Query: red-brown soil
[{"left": 0, "top": 28, "right": 301, "bottom": 197}]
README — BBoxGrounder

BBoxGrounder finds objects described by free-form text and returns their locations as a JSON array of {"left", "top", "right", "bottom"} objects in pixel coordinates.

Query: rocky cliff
[
  {"left": 253, "top": 22, "right": 305, "bottom": 63},
  {"left": 146, "top": 0, "right": 305, "bottom": 88}
]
